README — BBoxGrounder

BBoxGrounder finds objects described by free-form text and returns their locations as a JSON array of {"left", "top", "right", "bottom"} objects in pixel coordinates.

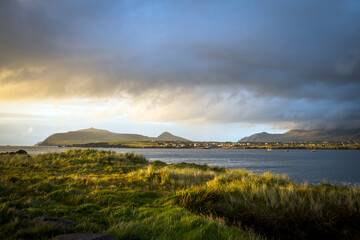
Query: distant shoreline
[
  {"left": 44, "top": 141, "right": 360, "bottom": 150},
  {"left": 1, "top": 144, "right": 359, "bottom": 150}
]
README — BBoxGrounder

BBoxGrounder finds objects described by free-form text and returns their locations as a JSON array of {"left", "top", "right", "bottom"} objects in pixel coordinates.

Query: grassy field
[{"left": 0, "top": 149, "right": 359, "bottom": 239}]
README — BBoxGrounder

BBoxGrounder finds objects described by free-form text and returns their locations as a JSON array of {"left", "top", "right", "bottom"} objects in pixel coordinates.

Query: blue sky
[{"left": 0, "top": 0, "right": 360, "bottom": 145}]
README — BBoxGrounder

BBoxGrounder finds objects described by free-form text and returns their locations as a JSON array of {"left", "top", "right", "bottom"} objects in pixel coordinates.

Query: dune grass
[
  {"left": 0, "top": 149, "right": 261, "bottom": 240},
  {"left": 177, "top": 170, "right": 360, "bottom": 239},
  {"left": 1, "top": 149, "right": 359, "bottom": 239}
]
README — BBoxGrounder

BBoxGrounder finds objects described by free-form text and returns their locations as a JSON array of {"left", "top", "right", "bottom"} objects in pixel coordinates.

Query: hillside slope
[
  {"left": 40, "top": 128, "right": 188, "bottom": 146},
  {"left": 156, "top": 132, "right": 188, "bottom": 141},
  {"left": 239, "top": 129, "right": 360, "bottom": 142}
]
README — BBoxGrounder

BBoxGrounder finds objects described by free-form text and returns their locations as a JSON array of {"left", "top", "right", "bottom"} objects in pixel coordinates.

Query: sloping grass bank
[
  {"left": 0, "top": 149, "right": 261, "bottom": 240},
  {"left": 177, "top": 171, "right": 360, "bottom": 239},
  {"left": 1, "top": 149, "right": 359, "bottom": 239}
]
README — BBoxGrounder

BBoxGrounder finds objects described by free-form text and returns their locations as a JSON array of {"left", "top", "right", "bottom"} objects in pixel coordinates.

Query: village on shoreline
[{"left": 65, "top": 140, "right": 360, "bottom": 150}]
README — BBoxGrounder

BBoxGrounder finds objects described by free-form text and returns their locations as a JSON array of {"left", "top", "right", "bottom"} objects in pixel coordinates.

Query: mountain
[
  {"left": 39, "top": 128, "right": 189, "bottom": 146},
  {"left": 239, "top": 129, "right": 360, "bottom": 142},
  {"left": 156, "top": 132, "right": 188, "bottom": 141}
]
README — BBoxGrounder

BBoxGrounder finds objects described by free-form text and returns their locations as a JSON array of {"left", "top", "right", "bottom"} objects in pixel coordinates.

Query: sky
[{"left": 1, "top": 0, "right": 360, "bottom": 145}]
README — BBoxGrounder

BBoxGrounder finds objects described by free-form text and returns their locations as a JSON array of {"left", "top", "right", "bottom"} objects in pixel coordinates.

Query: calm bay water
[{"left": 1, "top": 146, "right": 360, "bottom": 185}]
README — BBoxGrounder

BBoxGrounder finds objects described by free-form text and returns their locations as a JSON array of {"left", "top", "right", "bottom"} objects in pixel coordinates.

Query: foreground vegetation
[{"left": 0, "top": 150, "right": 359, "bottom": 239}]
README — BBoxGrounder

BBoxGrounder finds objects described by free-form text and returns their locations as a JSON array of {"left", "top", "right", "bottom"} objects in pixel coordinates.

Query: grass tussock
[{"left": 177, "top": 170, "right": 360, "bottom": 240}]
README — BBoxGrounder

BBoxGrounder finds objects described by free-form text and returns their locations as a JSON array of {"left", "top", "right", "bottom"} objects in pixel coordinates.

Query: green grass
[
  {"left": 108, "top": 141, "right": 167, "bottom": 148},
  {"left": 177, "top": 170, "right": 360, "bottom": 240},
  {"left": 1, "top": 149, "right": 359, "bottom": 239},
  {"left": 0, "top": 149, "right": 261, "bottom": 240}
]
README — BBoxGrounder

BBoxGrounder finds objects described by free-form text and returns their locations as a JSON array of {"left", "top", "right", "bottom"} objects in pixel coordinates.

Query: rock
[
  {"left": 31, "top": 216, "right": 77, "bottom": 228},
  {"left": 54, "top": 233, "right": 117, "bottom": 240},
  {"left": 15, "top": 149, "right": 28, "bottom": 154},
  {"left": 0, "top": 149, "right": 28, "bottom": 155}
]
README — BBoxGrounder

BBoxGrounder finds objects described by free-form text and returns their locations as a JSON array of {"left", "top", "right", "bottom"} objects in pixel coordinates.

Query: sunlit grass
[
  {"left": 177, "top": 170, "right": 360, "bottom": 239},
  {"left": 1, "top": 149, "right": 359, "bottom": 239},
  {"left": 0, "top": 149, "right": 262, "bottom": 240}
]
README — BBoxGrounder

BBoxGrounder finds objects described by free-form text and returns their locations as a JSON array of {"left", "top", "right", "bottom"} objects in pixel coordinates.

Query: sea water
[{"left": 1, "top": 146, "right": 360, "bottom": 185}]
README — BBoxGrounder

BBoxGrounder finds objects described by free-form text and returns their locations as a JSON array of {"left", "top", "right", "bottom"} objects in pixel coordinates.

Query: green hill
[
  {"left": 239, "top": 129, "right": 360, "bottom": 142},
  {"left": 39, "top": 128, "right": 188, "bottom": 146},
  {"left": 156, "top": 131, "right": 188, "bottom": 141}
]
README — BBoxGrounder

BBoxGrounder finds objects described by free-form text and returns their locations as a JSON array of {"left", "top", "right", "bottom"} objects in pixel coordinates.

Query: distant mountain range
[
  {"left": 239, "top": 129, "right": 360, "bottom": 142},
  {"left": 39, "top": 128, "right": 188, "bottom": 146}
]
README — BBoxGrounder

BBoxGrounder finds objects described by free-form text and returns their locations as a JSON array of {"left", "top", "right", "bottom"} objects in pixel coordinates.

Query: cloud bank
[{"left": 1, "top": 0, "right": 360, "bottom": 130}]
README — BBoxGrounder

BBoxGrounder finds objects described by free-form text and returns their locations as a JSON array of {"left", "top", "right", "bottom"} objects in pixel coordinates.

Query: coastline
[{"left": 1, "top": 149, "right": 359, "bottom": 239}]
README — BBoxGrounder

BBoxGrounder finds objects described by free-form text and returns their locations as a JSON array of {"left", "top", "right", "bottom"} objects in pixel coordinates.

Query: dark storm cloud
[{"left": 0, "top": 0, "right": 360, "bottom": 128}]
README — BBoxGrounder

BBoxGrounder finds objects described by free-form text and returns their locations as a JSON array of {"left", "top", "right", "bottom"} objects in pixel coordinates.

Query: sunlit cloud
[{"left": 0, "top": 0, "right": 360, "bottom": 144}]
